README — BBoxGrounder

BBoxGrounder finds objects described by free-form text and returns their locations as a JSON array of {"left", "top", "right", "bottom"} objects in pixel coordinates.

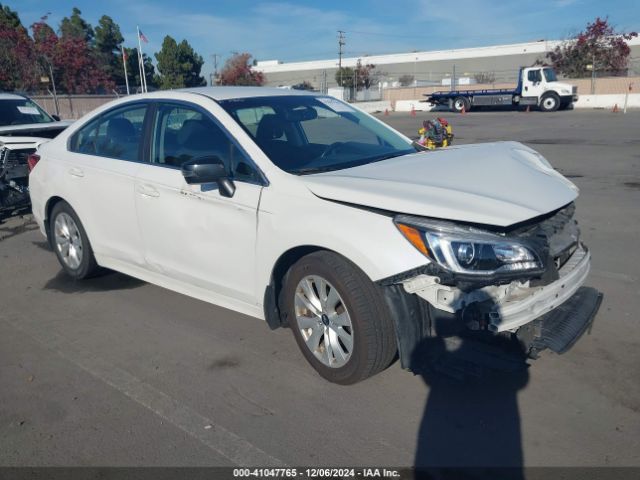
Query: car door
[
  {"left": 523, "top": 68, "right": 545, "bottom": 100},
  {"left": 64, "top": 102, "right": 150, "bottom": 266},
  {"left": 134, "top": 101, "right": 264, "bottom": 305}
]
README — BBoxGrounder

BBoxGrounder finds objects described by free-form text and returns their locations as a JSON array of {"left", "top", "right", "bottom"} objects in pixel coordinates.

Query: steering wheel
[{"left": 320, "top": 141, "right": 345, "bottom": 159}]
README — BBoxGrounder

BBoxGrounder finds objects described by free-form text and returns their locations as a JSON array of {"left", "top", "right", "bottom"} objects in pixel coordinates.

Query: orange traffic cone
[
  {"left": 384, "top": 108, "right": 389, "bottom": 116},
  {"left": 612, "top": 103, "right": 619, "bottom": 113},
  {"left": 410, "top": 106, "right": 416, "bottom": 117},
  {"left": 460, "top": 106, "right": 466, "bottom": 115}
]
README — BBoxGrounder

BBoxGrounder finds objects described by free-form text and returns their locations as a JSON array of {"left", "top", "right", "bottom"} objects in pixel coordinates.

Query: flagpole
[
  {"left": 135, "top": 40, "right": 144, "bottom": 93},
  {"left": 136, "top": 25, "right": 147, "bottom": 93},
  {"left": 122, "top": 46, "right": 130, "bottom": 95}
]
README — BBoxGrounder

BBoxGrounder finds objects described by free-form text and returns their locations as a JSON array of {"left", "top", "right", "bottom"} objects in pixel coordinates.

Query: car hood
[{"left": 301, "top": 141, "right": 578, "bottom": 227}]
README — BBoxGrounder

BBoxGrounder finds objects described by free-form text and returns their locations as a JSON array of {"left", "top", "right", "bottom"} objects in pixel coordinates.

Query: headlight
[
  {"left": 395, "top": 216, "right": 542, "bottom": 275},
  {"left": 560, "top": 88, "right": 570, "bottom": 94}
]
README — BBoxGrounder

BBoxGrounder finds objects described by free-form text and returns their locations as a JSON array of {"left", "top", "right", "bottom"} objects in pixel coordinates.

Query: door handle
[
  {"left": 137, "top": 184, "right": 160, "bottom": 198},
  {"left": 68, "top": 167, "right": 84, "bottom": 178}
]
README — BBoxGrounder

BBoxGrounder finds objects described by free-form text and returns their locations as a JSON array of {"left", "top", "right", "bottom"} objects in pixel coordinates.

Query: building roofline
[{"left": 256, "top": 37, "right": 640, "bottom": 73}]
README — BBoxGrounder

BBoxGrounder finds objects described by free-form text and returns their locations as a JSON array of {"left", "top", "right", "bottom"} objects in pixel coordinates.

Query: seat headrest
[
  {"left": 107, "top": 118, "right": 135, "bottom": 140},
  {"left": 177, "top": 119, "right": 209, "bottom": 146},
  {"left": 256, "top": 114, "right": 285, "bottom": 143}
]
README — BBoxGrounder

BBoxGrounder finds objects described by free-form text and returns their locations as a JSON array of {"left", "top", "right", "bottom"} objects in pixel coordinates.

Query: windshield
[
  {"left": 543, "top": 68, "right": 557, "bottom": 82},
  {"left": 219, "top": 95, "right": 416, "bottom": 174},
  {"left": 0, "top": 98, "right": 54, "bottom": 127}
]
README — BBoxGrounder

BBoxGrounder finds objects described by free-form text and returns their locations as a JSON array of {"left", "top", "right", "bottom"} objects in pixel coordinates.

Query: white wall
[{"left": 574, "top": 94, "right": 640, "bottom": 109}]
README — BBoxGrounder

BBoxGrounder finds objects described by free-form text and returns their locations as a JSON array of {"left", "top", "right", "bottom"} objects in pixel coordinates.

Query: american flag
[{"left": 139, "top": 30, "right": 149, "bottom": 43}]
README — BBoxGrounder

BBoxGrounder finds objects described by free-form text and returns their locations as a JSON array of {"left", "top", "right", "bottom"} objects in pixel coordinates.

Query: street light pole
[{"left": 47, "top": 62, "right": 59, "bottom": 116}]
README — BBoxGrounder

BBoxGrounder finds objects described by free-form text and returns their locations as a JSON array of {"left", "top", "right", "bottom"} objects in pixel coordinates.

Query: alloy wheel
[
  {"left": 54, "top": 212, "right": 83, "bottom": 270},
  {"left": 294, "top": 275, "right": 354, "bottom": 368}
]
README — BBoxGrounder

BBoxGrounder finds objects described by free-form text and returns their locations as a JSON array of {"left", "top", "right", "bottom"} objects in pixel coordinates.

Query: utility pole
[
  {"left": 338, "top": 30, "right": 345, "bottom": 91},
  {"left": 211, "top": 54, "right": 220, "bottom": 86}
]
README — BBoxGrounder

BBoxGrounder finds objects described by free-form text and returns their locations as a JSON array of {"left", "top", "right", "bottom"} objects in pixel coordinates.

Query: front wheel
[
  {"left": 280, "top": 251, "right": 397, "bottom": 384},
  {"left": 539, "top": 92, "right": 560, "bottom": 112}
]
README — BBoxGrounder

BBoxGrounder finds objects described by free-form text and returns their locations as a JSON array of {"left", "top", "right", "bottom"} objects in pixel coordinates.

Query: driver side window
[
  {"left": 151, "top": 103, "right": 259, "bottom": 183},
  {"left": 527, "top": 70, "right": 542, "bottom": 83}
]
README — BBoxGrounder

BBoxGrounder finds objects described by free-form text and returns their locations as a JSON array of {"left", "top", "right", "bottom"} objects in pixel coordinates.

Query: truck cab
[{"left": 518, "top": 67, "right": 578, "bottom": 111}]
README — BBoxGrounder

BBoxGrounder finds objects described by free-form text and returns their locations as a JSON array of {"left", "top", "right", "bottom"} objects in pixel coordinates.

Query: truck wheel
[
  {"left": 540, "top": 92, "right": 560, "bottom": 112},
  {"left": 50, "top": 201, "right": 99, "bottom": 279},
  {"left": 452, "top": 96, "right": 471, "bottom": 113},
  {"left": 280, "top": 251, "right": 397, "bottom": 384}
]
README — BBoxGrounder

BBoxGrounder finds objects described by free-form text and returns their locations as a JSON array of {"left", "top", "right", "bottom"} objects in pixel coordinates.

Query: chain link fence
[{"left": 263, "top": 55, "right": 640, "bottom": 103}]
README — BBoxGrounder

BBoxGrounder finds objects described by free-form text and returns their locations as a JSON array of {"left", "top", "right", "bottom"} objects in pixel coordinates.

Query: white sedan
[{"left": 28, "top": 87, "right": 601, "bottom": 384}]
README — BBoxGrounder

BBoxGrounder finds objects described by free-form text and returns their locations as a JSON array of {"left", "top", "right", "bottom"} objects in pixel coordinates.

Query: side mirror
[
  {"left": 181, "top": 156, "right": 236, "bottom": 198},
  {"left": 52, "top": 114, "right": 61, "bottom": 121}
]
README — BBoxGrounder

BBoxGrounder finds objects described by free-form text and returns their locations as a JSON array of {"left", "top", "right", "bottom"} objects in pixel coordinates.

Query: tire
[
  {"left": 451, "top": 96, "right": 471, "bottom": 113},
  {"left": 539, "top": 92, "right": 560, "bottom": 112},
  {"left": 280, "top": 251, "right": 397, "bottom": 384},
  {"left": 49, "top": 201, "right": 99, "bottom": 279}
]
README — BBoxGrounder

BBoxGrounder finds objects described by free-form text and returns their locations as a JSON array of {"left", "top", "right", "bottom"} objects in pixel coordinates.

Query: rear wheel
[
  {"left": 50, "top": 201, "right": 99, "bottom": 279},
  {"left": 539, "top": 92, "right": 560, "bottom": 112},
  {"left": 451, "top": 96, "right": 471, "bottom": 113},
  {"left": 281, "top": 251, "right": 397, "bottom": 384}
]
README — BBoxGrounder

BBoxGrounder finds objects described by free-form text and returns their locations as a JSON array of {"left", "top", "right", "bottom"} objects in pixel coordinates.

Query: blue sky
[{"left": 10, "top": 0, "right": 640, "bottom": 79}]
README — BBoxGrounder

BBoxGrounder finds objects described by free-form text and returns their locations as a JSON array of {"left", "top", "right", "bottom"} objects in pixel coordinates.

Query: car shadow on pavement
[
  {"left": 411, "top": 336, "right": 529, "bottom": 480},
  {"left": 44, "top": 269, "right": 145, "bottom": 294},
  {"left": 0, "top": 216, "right": 38, "bottom": 242}
]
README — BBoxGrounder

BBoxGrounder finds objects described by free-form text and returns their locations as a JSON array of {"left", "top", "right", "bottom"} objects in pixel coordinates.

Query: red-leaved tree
[
  {"left": 31, "top": 18, "right": 113, "bottom": 94},
  {"left": 54, "top": 35, "right": 114, "bottom": 94},
  {"left": 547, "top": 17, "right": 638, "bottom": 78},
  {"left": 0, "top": 16, "right": 37, "bottom": 91},
  {"left": 217, "top": 53, "right": 264, "bottom": 86}
]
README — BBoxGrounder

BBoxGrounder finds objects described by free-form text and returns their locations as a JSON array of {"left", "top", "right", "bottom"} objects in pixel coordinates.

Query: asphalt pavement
[{"left": 1, "top": 109, "right": 639, "bottom": 468}]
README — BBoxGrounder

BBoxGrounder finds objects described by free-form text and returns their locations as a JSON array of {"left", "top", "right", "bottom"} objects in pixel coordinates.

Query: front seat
[
  {"left": 176, "top": 119, "right": 230, "bottom": 166},
  {"left": 105, "top": 118, "right": 138, "bottom": 160},
  {"left": 255, "top": 114, "right": 295, "bottom": 164},
  {"left": 256, "top": 114, "right": 286, "bottom": 144}
]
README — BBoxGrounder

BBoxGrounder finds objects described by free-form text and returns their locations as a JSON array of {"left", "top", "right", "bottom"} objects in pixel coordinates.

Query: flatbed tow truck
[{"left": 425, "top": 66, "right": 578, "bottom": 113}]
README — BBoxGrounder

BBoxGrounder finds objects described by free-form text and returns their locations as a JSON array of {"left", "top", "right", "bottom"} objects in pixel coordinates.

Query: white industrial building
[{"left": 256, "top": 38, "right": 640, "bottom": 90}]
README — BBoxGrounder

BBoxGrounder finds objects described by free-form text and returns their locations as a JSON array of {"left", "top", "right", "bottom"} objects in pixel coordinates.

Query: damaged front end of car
[
  {"left": 0, "top": 140, "right": 36, "bottom": 220},
  {"left": 0, "top": 124, "right": 69, "bottom": 222},
  {"left": 380, "top": 202, "right": 603, "bottom": 370}
]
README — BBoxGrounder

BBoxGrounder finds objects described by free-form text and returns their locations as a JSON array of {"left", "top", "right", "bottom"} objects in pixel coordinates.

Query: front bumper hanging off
[{"left": 380, "top": 245, "right": 602, "bottom": 371}]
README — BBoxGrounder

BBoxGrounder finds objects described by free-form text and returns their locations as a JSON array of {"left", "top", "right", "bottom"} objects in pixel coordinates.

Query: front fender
[{"left": 255, "top": 188, "right": 428, "bottom": 305}]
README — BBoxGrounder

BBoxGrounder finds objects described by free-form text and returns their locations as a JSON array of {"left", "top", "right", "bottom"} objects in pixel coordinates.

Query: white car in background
[
  {"left": 0, "top": 93, "right": 70, "bottom": 219},
  {"left": 28, "top": 87, "right": 601, "bottom": 384}
]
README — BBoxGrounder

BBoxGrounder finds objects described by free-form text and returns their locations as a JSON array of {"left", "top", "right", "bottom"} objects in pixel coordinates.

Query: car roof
[
  {"left": 0, "top": 93, "right": 28, "bottom": 100},
  {"left": 181, "top": 86, "right": 317, "bottom": 101}
]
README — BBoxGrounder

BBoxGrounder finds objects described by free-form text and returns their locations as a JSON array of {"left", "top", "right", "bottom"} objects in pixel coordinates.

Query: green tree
[
  {"left": 94, "top": 15, "right": 124, "bottom": 83},
  {"left": 123, "top": 47, "right": 156, "bottom": 92},
  {"left": 335, "top": 67, "right": 354, "bottom": 87},
  {"left": 154, "top": 35, "right": 205, "bottom": 89},
  {"left": 60, "top": 7, "right": 94, "bottom": 43},
  {"left": 0, "top": 3, "right": 23, "bottom": 30}
]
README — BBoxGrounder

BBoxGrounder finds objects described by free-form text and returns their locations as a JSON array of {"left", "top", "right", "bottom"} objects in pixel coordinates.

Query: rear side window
[{"left": 70, "top": 104, "right": 148, "bottom": 161}]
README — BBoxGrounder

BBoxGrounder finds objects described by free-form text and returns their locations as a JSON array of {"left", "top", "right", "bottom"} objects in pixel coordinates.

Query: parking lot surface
[{"left": 1, "top": 109, "right": 639, "bottom": 467}]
